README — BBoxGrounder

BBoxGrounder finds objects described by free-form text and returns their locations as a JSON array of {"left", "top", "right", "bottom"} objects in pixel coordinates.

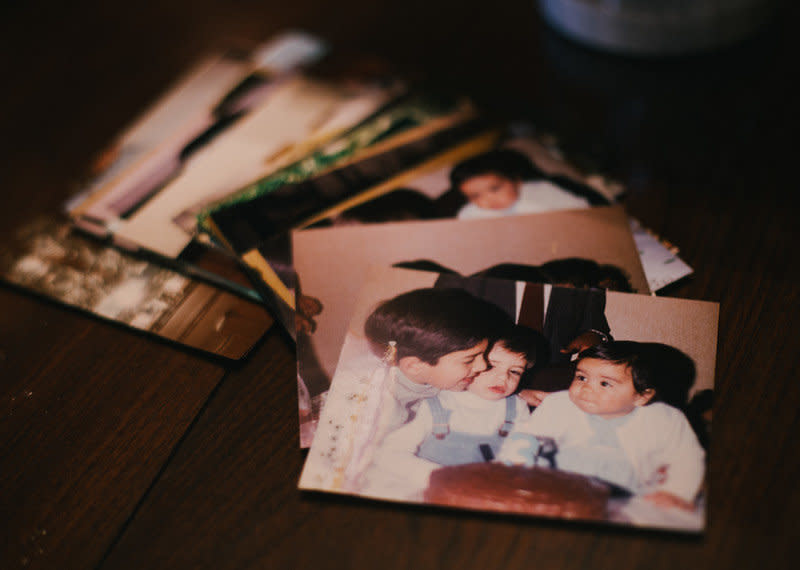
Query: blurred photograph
[
  {"left": 0, "top": 219, "right": 272, "bottom": 359},
  {"left": 292, "top": 205, "right": 649, "bottom": 446}
]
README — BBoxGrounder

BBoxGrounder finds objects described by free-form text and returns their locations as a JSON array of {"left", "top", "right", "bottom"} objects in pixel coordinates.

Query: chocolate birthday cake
[{"left": 424, "top": 463, "right": 610, "bottom": 520}]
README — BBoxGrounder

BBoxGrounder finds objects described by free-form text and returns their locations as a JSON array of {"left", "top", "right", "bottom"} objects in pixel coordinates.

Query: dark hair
[
  {"left": 495, "top": 324, "right": 546, "bottom": 368},
  {"left": 540, "top": 258, "right": 600, "bottom": 289},
  {"left": 575, "top": 341, "right": 696, "bottom": 408},
  {"left": 475, "top": 258, "right": 634, "bottom": 293},
  {"left": 392, "top": 259, "right": 459, "bottom": 275},
  {"left": 364, "top": 288, "right": 512, "bottom": 365},
  {"left": 596, "top": 263, "right": 635, "bottom": 293},
  {"left": 576, "top": 341, "right": 658, "bottom": 401},
  {"left": 450, "top": 148, "right": 542, "bottom": 190},
  {"left": 538, "top": 257, "right": 632, "bottom": 292},
  {"left": 472, "top": 262, "right": 551, "bottom": 284},
  {"left": 635, "top": 342, "right": 696, "bottom": 409}
]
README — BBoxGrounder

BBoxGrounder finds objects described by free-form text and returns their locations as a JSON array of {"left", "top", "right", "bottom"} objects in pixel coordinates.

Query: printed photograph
[
  {"left": 67, "top": 31, "right": 330, "bottom": 242},
  {"left": 239, "top": 124, "right": 688, "bottom": 344},
  {"left": 292, "top": 205, "right": 649, "bottom": 446},
  {"left": 0, "top": 219, "right": 272, "bottom": 359},
  {"left": 238, "top": 125, "right": 629, "bottom": 329},
  {"left": 299, "top": 265, "right": 718, "bottom": 532},
  {"left": 302, "top": 128, "right": 619, "bottom": 224},
  {"left": 71, "top": 45, "right": 407, "bottom": 261}
]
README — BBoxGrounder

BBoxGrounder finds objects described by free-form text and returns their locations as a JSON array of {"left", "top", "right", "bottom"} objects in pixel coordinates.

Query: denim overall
[{"left": 416, "top": 396, "right": 516, "bottom": 465}]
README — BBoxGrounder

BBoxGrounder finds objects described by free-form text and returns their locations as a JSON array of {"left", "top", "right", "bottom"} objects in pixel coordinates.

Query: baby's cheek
[{"left": 500, "top": 195, "right": 517, "bottom": 208}]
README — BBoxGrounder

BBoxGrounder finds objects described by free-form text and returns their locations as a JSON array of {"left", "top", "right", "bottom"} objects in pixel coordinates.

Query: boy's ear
[
  {"left": 634, "top": 388, "right": 656, "bottom": 407},
  {"left": 397, "top": 355, "right": 429, "bottom": 379}
]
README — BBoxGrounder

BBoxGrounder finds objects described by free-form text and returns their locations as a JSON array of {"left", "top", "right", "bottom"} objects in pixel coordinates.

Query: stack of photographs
[{"left": 0, "top": 28, "right": 712, "bottom": 532}]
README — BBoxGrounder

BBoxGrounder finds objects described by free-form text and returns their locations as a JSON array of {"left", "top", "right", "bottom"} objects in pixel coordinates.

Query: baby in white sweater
[
  {"left": 450, "top": 148, "right": 592, "bottom": 220},
  {"left": 499, "top": 341, "right": 706, "bottom": 510}
]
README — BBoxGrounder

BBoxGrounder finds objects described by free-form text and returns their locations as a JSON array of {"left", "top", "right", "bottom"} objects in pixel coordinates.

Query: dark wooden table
[{"left": 2, "top": 1, "right": 799, "bottom": 568}]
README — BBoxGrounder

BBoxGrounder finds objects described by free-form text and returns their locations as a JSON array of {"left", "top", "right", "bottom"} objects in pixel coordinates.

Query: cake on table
[{"left": 424, "top": 463, "right": 610, "bottom": 521}]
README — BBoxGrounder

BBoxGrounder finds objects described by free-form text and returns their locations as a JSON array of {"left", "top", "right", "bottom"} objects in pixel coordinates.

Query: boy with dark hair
[
  {"left": 364, "top": 287, "right": 512, "bottom": 393},
  {"left": 335, "top": 287, "right": 513, "bottom": 490}
]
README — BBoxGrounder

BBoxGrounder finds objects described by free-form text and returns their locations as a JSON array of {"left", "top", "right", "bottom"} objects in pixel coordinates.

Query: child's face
[
  {"left": 417, "top": 339, "right": 489, "bottom": 391},
  {"left": 468, "top": 342, "right": 527, "bottom": 400},
  {"left": 568, "top": 358, "right": 652, "bottom": 418},
  {"left": 459, "top": 173, "right": 520, "bottom": 211}
]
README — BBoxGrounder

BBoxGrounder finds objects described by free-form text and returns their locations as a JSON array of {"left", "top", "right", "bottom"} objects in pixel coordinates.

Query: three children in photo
[{"left": 352, "top": 286, "right": 706, "bottom": 516}]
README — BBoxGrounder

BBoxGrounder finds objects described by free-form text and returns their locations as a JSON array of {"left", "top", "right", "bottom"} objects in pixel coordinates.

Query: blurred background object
[{"left": 537, "top": 0, "right": 777, "bottom": 56}]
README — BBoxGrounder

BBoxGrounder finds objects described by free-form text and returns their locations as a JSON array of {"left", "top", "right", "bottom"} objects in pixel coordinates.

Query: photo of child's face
[
  {"left": 416, "top": 339, "right": 489, "bottom": 391},
  {"left": 467, "top": 342, "right": 527, "bottom": 400},
  {"left": 459, "top": 173, "right": 520, "bottom": 210},
  {"left": 568, "top": 358, "right": 652, "bottom": 419}
]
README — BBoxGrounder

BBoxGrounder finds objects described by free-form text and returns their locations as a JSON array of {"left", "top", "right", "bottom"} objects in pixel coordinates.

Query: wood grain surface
[{"left": 2, "top": 1, "right": 799, "bottom": 569}]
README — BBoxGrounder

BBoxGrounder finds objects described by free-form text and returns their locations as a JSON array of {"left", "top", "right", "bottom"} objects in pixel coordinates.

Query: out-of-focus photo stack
[{"left": 0, "top": 29, "right": 710, "bottom": 534}]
